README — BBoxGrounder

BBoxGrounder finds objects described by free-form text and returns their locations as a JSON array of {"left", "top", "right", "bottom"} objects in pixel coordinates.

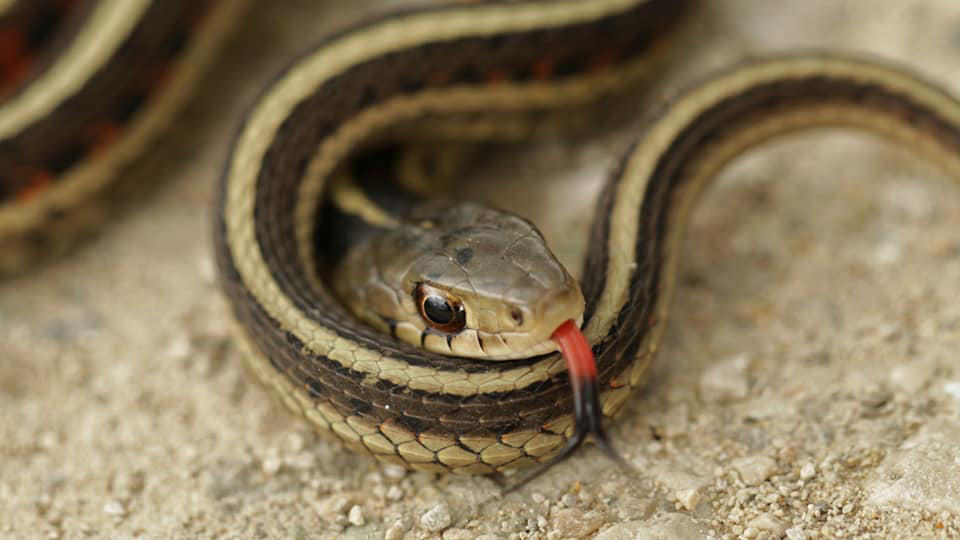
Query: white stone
[
  {"left": 746, "top": 513, "right": 783, "bottom": 535},
  {"left": 785, "top": 526, "right": 807, "bottom": 540},
  {"left": 420, "top": 502, "right": 453, "bottom": 532},
  {"left": 943, "top": 381, "right": 960, "bottom": 401},
  {"left": 676, "top": 488, "right": 702, "bottom": 511},
  {"left": 164, "top": 334, "right": 191, "bottom": 361},
  {"left": 799, "top": 462, "right": 816, "bottom": 480},
  {"left": 889, "top": 359, "right": 936, "bottom": 394},
  {"left": 732, "top": 455, "right": 777, "bottom": 486},
  {"left": 102, "top": 501, "right": 126, "bottom": 516},
  {"left": 347, "top": 505, "right": 364, "bottom": 526},
  {"left": 651, "top": 466, "right": 709, "bottom": 511},
  {"left": 384, "top": 521, "right": 406, "bottom": 540},
  {"left": 385, "top": 485, "right": 404, "bottom": 501},
  {"left": 865, "top": 419, "right": 960, "bottom": 512},
  {"left": 381, "top": 463, "right": 407, "bottom": 480}
]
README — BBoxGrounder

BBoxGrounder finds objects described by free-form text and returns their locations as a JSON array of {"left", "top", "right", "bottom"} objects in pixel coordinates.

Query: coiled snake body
[{"left": 4, "top": 0, "right": 960, "bottom": 476}]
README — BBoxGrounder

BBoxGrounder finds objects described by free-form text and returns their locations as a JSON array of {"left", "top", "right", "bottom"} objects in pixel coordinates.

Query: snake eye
[{"left": 415, "top": 283, "right": 466, "bottom": 333}]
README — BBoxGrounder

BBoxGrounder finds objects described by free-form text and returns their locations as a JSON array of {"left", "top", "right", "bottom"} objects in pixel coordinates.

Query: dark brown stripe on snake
[{"left": 0, "top": 0, "right": 213, "bottom": 203}]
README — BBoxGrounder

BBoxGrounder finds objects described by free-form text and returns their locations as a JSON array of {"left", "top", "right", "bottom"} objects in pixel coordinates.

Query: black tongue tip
[{"left": 502, "top": 377, "right": 634, "bottom": 493}]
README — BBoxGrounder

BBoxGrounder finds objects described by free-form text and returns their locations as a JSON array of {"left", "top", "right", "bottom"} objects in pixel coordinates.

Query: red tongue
[
  {"left": 551, "top": 319, "right": 596, "bottom": 379},
  {"left": 504, "top": 318, "right": 627, "bottom": 489}
]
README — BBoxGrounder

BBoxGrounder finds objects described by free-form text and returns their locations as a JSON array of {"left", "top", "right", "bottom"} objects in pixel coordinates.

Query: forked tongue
[{"left": 508, "top": 319, "right": 631, "bottom": 490}]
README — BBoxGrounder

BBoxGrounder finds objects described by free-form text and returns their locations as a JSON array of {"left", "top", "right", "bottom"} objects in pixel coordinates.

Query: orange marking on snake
[
  {"left": 485, "top": 68, "right": 507, "bottom": 85},
  {"left": 15, "top": 171, "right": 53, "bottom": 203},
  {"left": 587, "top": 47, "right": 621, "bottom": 72},
  {"left": 86, "top": 122, "right": 124, "bottom": 156},
  {"left": 531, "top": 58, "right": 554, "bottom": 80},
  {"left": 0, "top": 28, "right": 25, "bottom": 64},
  {"left": 0, "top": 28, "right": 33, "bottom": 95}
]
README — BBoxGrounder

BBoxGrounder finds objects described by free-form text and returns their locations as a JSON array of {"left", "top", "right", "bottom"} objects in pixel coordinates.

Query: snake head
[{"left": 332, "top": 201, "right": 585, "bottom": 359}]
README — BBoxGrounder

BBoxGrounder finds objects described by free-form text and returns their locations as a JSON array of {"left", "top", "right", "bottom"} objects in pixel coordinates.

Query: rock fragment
[
  {"left": 732, "top": 455, "right": 777, "bottom": 486},
  {"left": 421, "top": 502, "right": 453, "bottom": 532},
  {"left": 594, "top": 513, "right": 707, "bottom": 540}
]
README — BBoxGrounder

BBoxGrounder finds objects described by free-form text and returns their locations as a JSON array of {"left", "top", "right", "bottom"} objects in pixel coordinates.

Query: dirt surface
[{"left": 3, "top": 2, "right": 960, "bottom": 539}]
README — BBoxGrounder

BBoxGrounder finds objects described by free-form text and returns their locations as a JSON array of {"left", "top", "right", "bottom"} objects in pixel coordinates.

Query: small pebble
[
  {"left": 38, "top": 430, "right": 58, "bottom": 450},
  {"left": 732, "top": 455, "right": 777, "bottom": 486},
  {"left": 384, "top": 521, "right": 406, "bottom": 540},
  {"left": 889, "top": 360, "right": 935, "bottom": 394},
  {"left": 261, "top": 456, "right": 282, "bottom": 475},
  {"left": 676, "top": 488, "right": 702, "bottom": 511},
  {"left": 942, "top": 381, "right": 960, "bottom": 401},
  {"left": 871, "top": 241, "right": 902, "bottom": 265},
  {"left": 561, "top": 493, "right": 578, "bottom": 507},
  {"left": 382, "top": 464, "right": 408, "bottom": 480},
  {"left": 165, "top": 335, "right": 192, "bottom": 361},
  {"left": 785, "top": 526, "right": 807, "bottom": 540},
  {"left": 347, "top": 505, "right": 364, "bottom": 526},
  {"left": 317, "top": 493, "right": 353, "bottom": 520},
  {"left": 746, "top": 513, "right": 783, "bottom": 534},
  {"left": 550, "top": 508, "right": 603, "bottom": 539},
  {"left": 386, "top": 485, "right": 404, "bottom": 501},
  {"left": 102, "top": 501, "right": 126, "bottom": 517},
  {"left": 421, "top": 502, "right": 453, "bottom": 532},
  {"left": 799, "top": 463, "right": 816, "bottom": 480}
]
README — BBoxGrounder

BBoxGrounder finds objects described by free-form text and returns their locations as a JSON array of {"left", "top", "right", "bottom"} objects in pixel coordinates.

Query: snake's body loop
[{"left": 214, "top": 1, "right": 960, "bottom": 473}]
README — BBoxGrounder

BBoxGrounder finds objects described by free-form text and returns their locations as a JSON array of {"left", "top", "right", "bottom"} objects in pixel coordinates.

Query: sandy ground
[{"left": 3, "top": 1, "right": 960, "bottom": 539}]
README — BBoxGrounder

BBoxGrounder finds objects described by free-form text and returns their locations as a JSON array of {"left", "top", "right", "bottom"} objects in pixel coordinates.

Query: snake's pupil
[{"left": 423, "top": 295, "right": 454, "bottom": 324}]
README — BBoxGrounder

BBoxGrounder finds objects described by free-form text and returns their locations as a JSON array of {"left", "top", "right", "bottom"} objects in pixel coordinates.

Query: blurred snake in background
[{"left": 3, "top": 0, "right": 960, "bottom": 482}]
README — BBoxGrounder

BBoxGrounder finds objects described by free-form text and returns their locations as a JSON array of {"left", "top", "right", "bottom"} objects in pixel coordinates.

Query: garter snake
[{"left": 4, "top": 1, "right": 960, "bottom": 477}]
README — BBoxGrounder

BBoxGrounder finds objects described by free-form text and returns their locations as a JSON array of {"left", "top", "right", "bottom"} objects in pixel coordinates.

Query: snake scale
[{"left": 3, "top": 0, "right": 960, "bottom": 476}]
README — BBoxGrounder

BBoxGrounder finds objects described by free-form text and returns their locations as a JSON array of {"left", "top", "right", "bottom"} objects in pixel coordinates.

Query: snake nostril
[{"left": 510, "top": 307, "right": 524, "bottom": 326}]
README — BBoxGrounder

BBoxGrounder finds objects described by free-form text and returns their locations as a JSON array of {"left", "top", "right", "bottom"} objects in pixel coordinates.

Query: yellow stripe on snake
[{"left": 4, "top": 0, "right": 960, "bottom": 477}]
